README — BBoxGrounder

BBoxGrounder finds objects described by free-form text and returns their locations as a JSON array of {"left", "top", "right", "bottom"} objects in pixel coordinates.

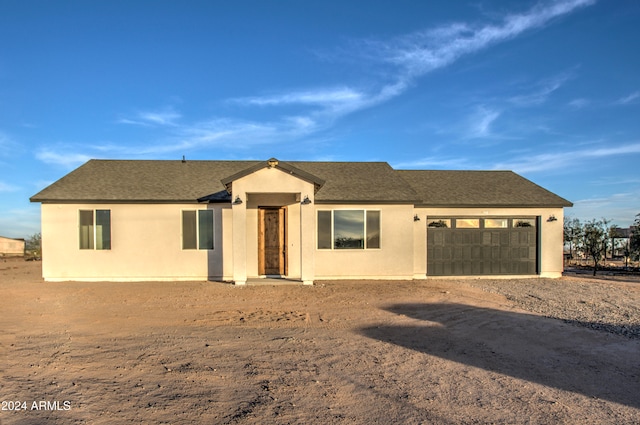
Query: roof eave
[
  {"left": 315, "top": 199, "right": 421, "bottom": 205},
  {"left": 413, "top": 202, "right": 574, "bottom": 208}
]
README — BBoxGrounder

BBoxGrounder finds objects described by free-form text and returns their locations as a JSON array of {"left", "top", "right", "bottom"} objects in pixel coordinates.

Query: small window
[
  {"left": 317, "top": 211, "right": 332, "bottom": 249},
  {"left": 366, "top": 210, "right": 380, "bottom": 249},
  {"left": 79, "top": 209, "right": 111, "bottom": 250},
  {"left": 428, "top": 219, "right": 451, "bottom": 228},
  {"left": 484, "top": 218, "right": 508, "bottom": 228},
  {"left": 198, "top": 210, "right": 214, "bottom": 249},
  {"left": 456, "top": 218, "right": 479, "bottom": 228},
  {"left": 182, "top": 210, "right": 214, "bottom": 250},
  {"left": 513, "top": 218, "right": 536, "bottom": 228}
]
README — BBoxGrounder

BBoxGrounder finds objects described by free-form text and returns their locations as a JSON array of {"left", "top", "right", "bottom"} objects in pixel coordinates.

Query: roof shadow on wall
[{"left": 359, "top": 303, "right": 640, "bottom": 409}]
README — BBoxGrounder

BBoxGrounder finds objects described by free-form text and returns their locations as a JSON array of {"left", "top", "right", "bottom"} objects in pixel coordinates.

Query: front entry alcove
[{"left": 246, "top": 193, "right": 302, "bottom": 281}]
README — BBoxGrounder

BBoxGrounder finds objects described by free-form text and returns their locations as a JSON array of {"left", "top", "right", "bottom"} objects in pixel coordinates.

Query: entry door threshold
[{"left": 247, "top": 276, "right": 303, "bottom": 285}]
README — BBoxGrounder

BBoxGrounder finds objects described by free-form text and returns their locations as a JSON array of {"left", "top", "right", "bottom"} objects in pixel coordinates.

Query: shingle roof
[
  {"left": 397, "top": 170, "right": 572, "bottom": 207},
  {"left": 31, "top": 160, "right": 256, "bottom": 203},
  {"left": 29, "top": 159, "right": 419, "bottom": 204},
  {"left": 30, "top": 159, "right": 572, "bottom": 207},
  {"left": 290, "top": 161, "right": 419, "bottom": 203}
]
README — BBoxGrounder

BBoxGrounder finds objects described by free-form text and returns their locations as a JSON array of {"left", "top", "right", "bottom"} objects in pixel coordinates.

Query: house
[
  {"left": 30, "top": 158, "right": 572, "bottom": 283},
  {"left": 0, "top": 236, "right": 25, "bottom": 258},
  {"left": 610, "top": 226, "right": 637, "bottom": 259}
]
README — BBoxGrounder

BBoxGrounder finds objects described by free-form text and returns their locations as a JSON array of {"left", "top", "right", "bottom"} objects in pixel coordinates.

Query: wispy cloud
[
  {"left": 396, "top": 141, "right": 640, "bottom": 174},
  {"left": 615, "top": 91, "right": 639, "bottom": 105},
  {"left": 509, "top": 72, "right": 574, "bottom": 106},
  {"left": 0, "top": 181, "right": 20, "bottom": 192},
  {"left": 0, "top": 131, "right": 20, "bottom": 156},
  {"left": 492, "top": 141, "right": 640, "bottom": 173},
  {"left": 393, "top": 156, "right": 473, "bottom": 169},
  {"left": 568, "top": 98, "right": 590, "bottom": 108},
  {"left": 467, "top": 106, "right": 501, "bottom": 138},
  {"left": 0, "top": 131, "right": 11, "bottom": 148},
  {"left": 232, "top": 0, "right": 593, "bottom": 144},
  {"left": 36, "top": 0, "right": 596, "bottom": 162},
  {"left": 233, "top": 87, "right": 365, "bottom": 108},
  {"left": 118, "top": 109, "right": 182, "bottom": 126},
  {"left": 571, "top": 189, "right": 640, "bottom": 224},
  {"left": 366, "top": 0, "right": 593, "bottom": 79},
  {"left": 35, "top": 150, "right": 94, "bottom": 168}
]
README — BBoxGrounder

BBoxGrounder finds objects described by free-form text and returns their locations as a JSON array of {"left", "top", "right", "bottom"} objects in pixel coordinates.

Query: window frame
[
  {"left": 181, "top": 209, "right": 215, "bottom": 250},
  {"left": 78, "top": 209, "right": 111, "bottom": 250},
  {"left": 316, "top": 209, "right": 381, "bottom": 250}
]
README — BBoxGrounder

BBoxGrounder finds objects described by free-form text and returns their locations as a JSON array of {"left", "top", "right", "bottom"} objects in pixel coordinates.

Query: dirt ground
[{"left": 1, "top": 260, "right": 639, "bottom": 424}]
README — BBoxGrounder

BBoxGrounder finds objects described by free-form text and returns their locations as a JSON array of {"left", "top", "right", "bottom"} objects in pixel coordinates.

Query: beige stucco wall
[
  {"left": 40, "top": 203, "right": 232, "bottom": 281},
  {"left": 313, "top": 204, "right": 415, "bottom": 280},
  {"left": 0, "top": 237, "right": 25, "bottom": 256},
  {"left": 415, "top": 206, "right": 566, "bottom": 278}
]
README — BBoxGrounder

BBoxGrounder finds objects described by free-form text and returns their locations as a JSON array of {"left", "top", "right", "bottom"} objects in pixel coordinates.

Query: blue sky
[{"left": 1, "top": 0, "right": 639, "bottom": 238}]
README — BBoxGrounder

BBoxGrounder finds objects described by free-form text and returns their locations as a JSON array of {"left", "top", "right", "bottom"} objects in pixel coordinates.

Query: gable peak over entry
[{"left": 220, "top": 158, "right": 326, "bottom": 194}]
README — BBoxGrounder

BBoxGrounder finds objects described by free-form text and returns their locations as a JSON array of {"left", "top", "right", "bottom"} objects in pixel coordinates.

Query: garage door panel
[{"left": 427, "top": 218, "right": 538, "bottom": 276}]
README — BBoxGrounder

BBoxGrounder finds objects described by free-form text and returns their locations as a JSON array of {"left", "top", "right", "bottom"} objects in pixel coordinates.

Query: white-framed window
[
  {"left": 79, "top": 209, "right": 111, "bottom": 250},
  {"left": 182, "top": 210, "right": 214, "bottom": 250},
  {"left": 317, "top": 210, "right": 380, "bottom": 250}
]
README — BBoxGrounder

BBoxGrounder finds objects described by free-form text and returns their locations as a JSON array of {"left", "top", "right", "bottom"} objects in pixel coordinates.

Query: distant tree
[
  {"left": 630, "top": 214, "right": 640, "bottom": 262},
  {"left": 563, "top": 217, "right": 582, "bottom": 260},
  {"left": 25, "top": 232, "right": 41, "bottom": 259},
  {"left": 601, "top": 218, "right": 614, "bottom": 260},
  {"left": 580, "top": 220, "right": 606, "bottom": 276}
]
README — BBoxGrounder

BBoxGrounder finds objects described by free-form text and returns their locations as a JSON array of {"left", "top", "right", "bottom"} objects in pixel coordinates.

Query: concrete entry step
[{"left": 245, "top": 277, "right": 304, "bottom": 286}]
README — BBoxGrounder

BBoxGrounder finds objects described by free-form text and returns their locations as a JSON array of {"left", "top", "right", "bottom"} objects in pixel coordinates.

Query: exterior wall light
[
  {"left": 547, "top": 215, "right": 557, "bottom": 222},
  {"left": 233, "top": 196, "right": 243, "bottom": 205},
  {"left": 414, "top": 214, "right": 421, "bottom": 221},
  {"left": 301, "top": 195, "right": 312, "bottom": 205}
]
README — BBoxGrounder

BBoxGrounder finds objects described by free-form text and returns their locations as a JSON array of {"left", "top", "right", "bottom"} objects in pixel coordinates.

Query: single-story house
[
  {"left": 0, "top": 236, "right": 25, "bottom": 258},
  {"left": 30, "top": 158, "right": 572, "bottom": 284}
]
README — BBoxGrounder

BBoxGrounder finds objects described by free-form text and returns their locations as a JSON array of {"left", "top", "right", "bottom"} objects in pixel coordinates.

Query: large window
[
  {"left": 79, "top": 209, "right": 111, "bottom": 250},
  {"left": 317, "top": 210, "right": 380, "bottom": 250},
  {"left": 182, "top": 210, "right": 214, "bottom": 250}
]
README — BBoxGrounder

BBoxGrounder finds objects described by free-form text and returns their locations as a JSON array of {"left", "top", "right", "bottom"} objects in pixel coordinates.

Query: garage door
[{"left": 427, "top": 217, "right": 538, "bottom": 276}]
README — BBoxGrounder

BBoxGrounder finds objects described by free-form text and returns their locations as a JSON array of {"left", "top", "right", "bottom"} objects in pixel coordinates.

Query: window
[
  {"left": 428, "top": 219, "right": 451, "bottom": 228},
  {"left": 317, "top": 211, "right": 332, "bottom": 249},
  {"left": 513, "top": 218, "right": 536, "bottom": 228},
  {"left": 455, "top": 218, "right": 480, "bottom": 228},
  {"left": 317, "top": 210, "right": 380, "bottom": 250},
  {"left": 484, "top": 218, "right": 508, "bottom": 228},
  {"left": 79, "top": 209, "right": 111, "bottom": 250},
  {"left": 182, "top": 210, "right": 214, "bottom": 250}
]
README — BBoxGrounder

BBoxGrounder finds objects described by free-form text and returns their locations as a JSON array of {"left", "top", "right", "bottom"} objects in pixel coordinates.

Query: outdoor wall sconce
[
  {"left": 547, "top": 215, "right": 557, "bottom": 222},
  {"left": 233, "top": 196, "right": 243, "bottom": 205},
  {"left": 414, "top": 214, "right": 421, "bottom": 221},
  {"left": 301, "top": 195, "right": 312, "bottom": 205}
]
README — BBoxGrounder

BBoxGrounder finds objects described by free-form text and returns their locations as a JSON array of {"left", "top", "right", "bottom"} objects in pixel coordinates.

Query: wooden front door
[{"left": 258, "top": 207, "right": 287, "bottom": 276}]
